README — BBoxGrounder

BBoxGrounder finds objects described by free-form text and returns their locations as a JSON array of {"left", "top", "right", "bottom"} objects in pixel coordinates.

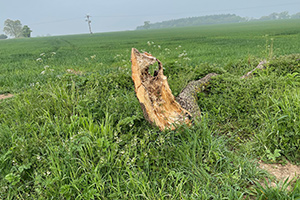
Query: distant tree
[
  {"left": 260, "top": 12, "right": 278, "bottom": 21},
  {"left": 143, "top": 21, "right": 151, "bottom": 29},
  {"left": 0, "top": 34, "right": 8, "bottom": 39},
  {"left": 278, "top": 11, "right": 290, "bottom": 19},
  {"left": 291, "top": 12, "right": 300, "bottom": 19},
  {"left": 3, "top": 19, "right": 23, "bottom": 38},
  {"left": 22, "top": 25, "right": 32, "bottom": 37}
]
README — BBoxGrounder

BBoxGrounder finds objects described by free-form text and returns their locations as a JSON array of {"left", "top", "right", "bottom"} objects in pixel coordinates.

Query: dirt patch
[
  {"left": 0, "top": 94, "right": 13, "bottom": 101},
  {"left": 258, "top": 160, "right": 300, "bottom": 188}
]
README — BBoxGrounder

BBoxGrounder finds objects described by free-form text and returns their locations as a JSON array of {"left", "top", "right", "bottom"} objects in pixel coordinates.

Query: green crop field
[{"left": 0, "top": 19, "right": 300, "bottom": 199}]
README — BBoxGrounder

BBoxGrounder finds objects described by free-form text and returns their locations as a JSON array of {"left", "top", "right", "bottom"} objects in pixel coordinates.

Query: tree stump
[
  {"left": 131, "top": 48, "right": 218, "bottom": 130},
  {"left": 131, "top": 48, "right": 270, "bottom": 130},
  {"left": 131, "top": 48, "right": 192, "bottom": 130}
]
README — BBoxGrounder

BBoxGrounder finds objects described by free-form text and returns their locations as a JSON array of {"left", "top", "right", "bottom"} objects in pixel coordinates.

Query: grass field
[{"left": 0, "top": 19, "right": 300, "bottom": 199}]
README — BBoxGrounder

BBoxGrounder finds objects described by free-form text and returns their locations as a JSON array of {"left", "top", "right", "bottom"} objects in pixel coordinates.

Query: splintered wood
[{"left": 131, "top": 48, "right": 191, "bottom": 130}]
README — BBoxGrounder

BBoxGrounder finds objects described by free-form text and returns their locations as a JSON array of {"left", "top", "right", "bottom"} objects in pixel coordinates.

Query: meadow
[{"left": 0, "top": 19, "right": 299, "bottom": 199}]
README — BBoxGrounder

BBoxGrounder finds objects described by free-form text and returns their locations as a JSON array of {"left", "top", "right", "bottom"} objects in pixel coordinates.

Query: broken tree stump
[
  {"left": 131, "top": 48, "right": 191, "bottom": 130},
  {"left": 131, "top": 48, "right": 271, "bottom": 130},
  {"left": 131, "top": 48, "right": 217, "bottom": 130}
]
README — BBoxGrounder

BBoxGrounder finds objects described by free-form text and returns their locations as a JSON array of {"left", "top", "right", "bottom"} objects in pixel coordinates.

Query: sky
[{"left": 0, "top": 0, "right": 299, "bottom": 37}]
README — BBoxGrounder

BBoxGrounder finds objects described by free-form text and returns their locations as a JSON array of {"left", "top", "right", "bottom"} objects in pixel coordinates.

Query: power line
[
  {"left": 29, "top": 17, "right": 82, "bottom": 26},
  {"left": 27, "top": 2, "right": 300, "bottom": 26},
  {"left": 92, "top": 2, "right": 300, "bottom": 18}
]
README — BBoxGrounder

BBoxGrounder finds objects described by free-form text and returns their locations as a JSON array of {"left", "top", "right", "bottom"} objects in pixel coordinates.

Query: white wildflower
[
  {"left": 157, "top": 45, "right": 161, "bottom": 49},
  {"left": 40, "top": 53, "right": 45, "bottom": 56},
  {"left": 131, "top": 157, "right": 136, "bottom": 163},
  {"left": 37, "top": 155, "right": 41, "bottom": 160},
  {"left": 90, "top": 55, "right": 96, "bottom": 59},
  {"left": 116, "top": 138, "right": 122, "bottom": 144},
  {"left": 51, "top": 52, "right": 56, "bottom": 55},
  {"left": 147, "top": 41, "right": 151, "bottom": 46},
  {"left": 36, "top": 58, "right": 42, "bottom": 62},
  {"left": 41, "top": 71, "right": 45, "bottom": 75},
  {"left": 178, "top": 52, "right": 187, "bottom": 57},
  {"left": 44, "top": 65, "right": 49, "bottom": 69},
  {"left": 100, "top": 157, "right": 105, "bottom": 164}
]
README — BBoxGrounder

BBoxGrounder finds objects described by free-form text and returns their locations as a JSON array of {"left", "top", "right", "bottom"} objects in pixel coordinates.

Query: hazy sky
[{"left": 0, "top": 0, "right": 299, "bottom": 37}]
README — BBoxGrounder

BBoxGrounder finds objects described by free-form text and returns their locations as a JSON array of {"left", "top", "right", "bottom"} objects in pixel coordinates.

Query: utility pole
[{"left": 85, "top": 14, "right": 93, "bottom": 34}]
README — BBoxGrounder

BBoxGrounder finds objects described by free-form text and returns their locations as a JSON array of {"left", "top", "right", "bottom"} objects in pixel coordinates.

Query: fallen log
[{"left": 176, "top": 73, "right": 218, "bottom": 117}]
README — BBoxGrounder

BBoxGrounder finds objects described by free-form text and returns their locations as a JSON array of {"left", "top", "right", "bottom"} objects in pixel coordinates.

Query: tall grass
[
  {"left": 1, "top": 73, "right": 265, "bottom": 199},
  {"left": 198, "top": 54, "right": 300, "bottom": 163}
]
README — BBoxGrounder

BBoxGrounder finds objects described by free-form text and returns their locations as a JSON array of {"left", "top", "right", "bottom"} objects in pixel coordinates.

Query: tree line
[
  {"left": 137, "top": 12, "right": 300, "bottom": 30},
  {"left": 0, "top": 19, "right": 32, "bottom": 39}
]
